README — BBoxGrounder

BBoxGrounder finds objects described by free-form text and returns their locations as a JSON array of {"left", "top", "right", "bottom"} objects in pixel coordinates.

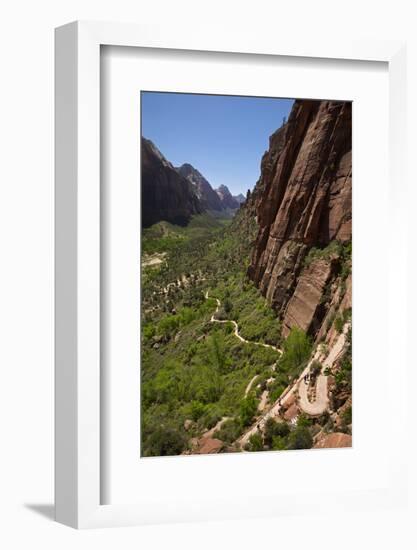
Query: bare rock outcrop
[
  {"left": 314, "top": 432, "right": 352, "bottom": 449},
  {"left": 216, "top": 184, "right": 240, "bottom": 210},
  {"left": 282, "top": 258, "right": 335, "bottom": 338},
  {"left": 247, "top": 100, "right": 352, "bottom": 334}
]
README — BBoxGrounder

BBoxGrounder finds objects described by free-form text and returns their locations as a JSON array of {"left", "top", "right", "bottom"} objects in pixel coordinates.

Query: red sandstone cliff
[{"left": 247, "top": 100, "right": 352, "bottom": 339}]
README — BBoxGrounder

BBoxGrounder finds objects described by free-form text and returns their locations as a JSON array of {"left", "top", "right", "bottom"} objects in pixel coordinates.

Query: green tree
[
  {"left": 239, "top": 395, "right": 258, "bottom": 426},
  {"left": 264, "top": 417, "right": 290, "bottom": 446},
  {"left": 271, "top": 436, "right": 287, "bottom": 451},
  {"left": 215, "top": 418, "right": 243, "bottom": 444},
  {"left": 280, "top": 327, "right": 312, "bottom": 377},
  {"left": 209, "top": 333, "right": 229, "bottom": 374},
  {"left": 223, "top": 298, "right": 233, "bottom": 314},
  {"left": 246, "top": 431, "right": 264, "bottom": 452},
  {"left": 144, "top": 426, "right": 187, "bottom": 456},
  {"left": 287, "top": 426, "right": 313, "bottom": 450}
]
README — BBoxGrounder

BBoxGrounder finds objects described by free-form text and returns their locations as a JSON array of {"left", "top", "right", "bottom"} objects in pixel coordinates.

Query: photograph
[{"left": 141, "top": 91, "right": 352, "bottom": 457}]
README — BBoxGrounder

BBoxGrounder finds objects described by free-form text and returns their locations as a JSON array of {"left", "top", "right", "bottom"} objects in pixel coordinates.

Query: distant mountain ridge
[
  {"left": 233, "top": 193, "right": 246, "bottom": 205},
  {"left": 215, "top": 184, "right": 240, "bottom": 210},
  {"left": 141, "top": 136, "right": 244, "bottom": 226},
  {"left": 141, "top": 138, "right": 203, "bottom": 228},
  {"left": 176, "top": 163, "right": 224, "bottom": 211},
  {"left": 177, "top": 163, "right": 244, "bottom": 211}
]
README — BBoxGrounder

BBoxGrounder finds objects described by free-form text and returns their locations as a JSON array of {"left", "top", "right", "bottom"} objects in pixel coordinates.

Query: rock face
[
  {"left": 233, "top": 193, "right": 246, "bottom": 205},
  {"left": 247, "top": 100, "right": 352, "bottom": 339},
  {"left": 282, "top": 258, "right": 336, "bottom": 338},
  {"left": 176, "top": 163, "right": 224, "bottom": 211},
  {"left": 216, "top": 184, "right": 240, "bottom": 210},
  {"left": 314, "top": 432, "right": 352, "bottom": 449},
  {"left": 141, "top": 138, "right": 203, "bottom": 227}
]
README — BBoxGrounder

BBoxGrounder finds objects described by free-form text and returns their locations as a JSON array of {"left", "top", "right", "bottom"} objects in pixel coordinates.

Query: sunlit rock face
[
  {"left": 215, "top": 184, "right": 240, "bottom": 210},
  {"left": 176, "top": 163, "right": 224, "bottom": 212},
  {"left": 247, "top": 100, "right": 352, "bottom": 339}
]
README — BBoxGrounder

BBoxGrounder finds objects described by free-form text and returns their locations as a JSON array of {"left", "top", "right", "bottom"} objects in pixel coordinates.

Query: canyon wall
[
  {"left": 247, "top": 100, "right": 352, "bottom": 339},
  {"left": 141, "top": 138, "right": 203, "bottom": 227}
]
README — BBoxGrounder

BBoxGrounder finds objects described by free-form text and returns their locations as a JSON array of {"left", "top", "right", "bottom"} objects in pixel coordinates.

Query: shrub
[
  {"left": 239, "top": 395, "right": 258, "bottom": 426},
  {"left": 297, "top": 414, "right": 313, "bottom": 428},
  {"left": 189, "top": 400, "right": 206, "bottom": 421},
  {"left": 310, "top": 361, "right": 322, "bottom": 378},
  {"left": 280, "top": 327, "right": 312, "bottom": 377},
  {"left": 304, "top": 241, "right": 343, "bottom": 268},
  {"left": 215, "top": 418, "right": 243, "bottom": 444},
  {"left": 246, "top": 431, "right": 264, "bottom": 452},
  {"left": 271, "top": 435, "right": 287, "bottom": 451},
  {"left": 143, "top": 323, "right": 156, "bottom": 342},
  {"left": 334, "top": 315, "right": 344, "bottom": 333},
  {"left": 144, "top": 426, "right": 187, "bottom": 456},
  {"left": 199, "top": 406, "right": 223, "bottom": 430},
  {"left": 287, "top": 426, "right": 313, "bottom": 450},
  {"left": 264, "top": 417, "right": 290, "bottom": 446},
  {"left": 342, "top": 406, "right": 352, "bottom": 425}
]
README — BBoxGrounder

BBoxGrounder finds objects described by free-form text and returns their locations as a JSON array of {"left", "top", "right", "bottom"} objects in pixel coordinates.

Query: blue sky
[{"left": 141, "top": 92, "right": 294, "bottom": 196}]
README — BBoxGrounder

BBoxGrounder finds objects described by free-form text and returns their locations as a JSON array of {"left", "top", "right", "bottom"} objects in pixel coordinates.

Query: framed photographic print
[{"left": 55, "top": 21, "right": 407, "bottom": 528}]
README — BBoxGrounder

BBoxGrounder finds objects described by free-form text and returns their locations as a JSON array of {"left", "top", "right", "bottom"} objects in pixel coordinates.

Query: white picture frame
[{"left": 55, "top": 20, "right": 407, "bottom": 529}]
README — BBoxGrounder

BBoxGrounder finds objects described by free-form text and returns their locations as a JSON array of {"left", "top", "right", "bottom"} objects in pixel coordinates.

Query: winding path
[
  {"left": 239, "top": 321, "right": 351, "bottom": 448},
  {"left": 203, "top": 289, "right": 350, "bottom": 450},
  {"left": 244, "top": 375, "right": 259, "bottom": 397},
  {"left": 298, "top": 323, "right": 349, "bottom": 416},
  {"left": 204, "top": 291, "right": 283, "bottom": 354}
]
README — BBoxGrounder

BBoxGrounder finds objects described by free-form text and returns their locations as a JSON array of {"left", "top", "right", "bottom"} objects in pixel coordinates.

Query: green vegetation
[
  {"left": 268, "top": 327, "right": 312, "bottom": 402},
  {"left": 141, "top": 211, "right": 351, "bottom": 457},
  {"left": 144, "top": 425, "right": 187, "bottom": 457},
  {"left": 334, "top": 308, "right": 352, "bottom": 333},
  {"left": 214, "top": 418, "right": 243, "bottom": 444},
  {"left": 141, "top": 210, "right": 284, "bottom": 456},
  {"left": 245, "top": 431, "right": 264, "bottom": 452},
  {"left": 263, "top": 417, "right": 290, "bottom": 446},
  {"left": 245, "top": 417, "right": 313, "bottom": 452},
  {"left": 304, "top": 240, "right": 351, "bottom": 270},
  {"left": 239, "top": 395, "right": 259, "bottom": 427},
  {"left": 341, "top": 406, "right": 352, "bottom": 426},
  {"left": 335, "top": 327, "right": 352, "bottom": 392},
  {"left": 287, "top": 425, "right": 313, "bottom": 450}
]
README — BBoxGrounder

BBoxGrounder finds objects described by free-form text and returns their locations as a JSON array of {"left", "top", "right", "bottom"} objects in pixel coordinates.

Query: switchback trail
[
  {"left": 203, "top": 289, "right": 349, "bottom": 450},
  {"left": 239, "top": 322, "right": 351, "bottom": 448},
  {"left": 204, "top": 290, "right": 283, "bottom": 355}
]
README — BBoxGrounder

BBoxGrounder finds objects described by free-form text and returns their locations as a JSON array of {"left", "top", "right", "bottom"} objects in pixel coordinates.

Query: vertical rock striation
[{"left": 247, "top": 100, "right": 352, "bottom": 338}]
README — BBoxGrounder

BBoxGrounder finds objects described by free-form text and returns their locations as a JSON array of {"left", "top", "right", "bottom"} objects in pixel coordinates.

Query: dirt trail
[
  {"left": 258, "top": 390, "right": 269, "bottom": 412},
  {"left": 203, "top": 416, "right": 230, "bottom": 439},
  {"left": 204, "top": 291, "right": 283, "bottom": 355},
  {"left": 238, "top": 321, "right": 351, "bottom": 448},
  {"left": 244, "top": 375, "right": 259, "bottom": 397},
  {"left": 204, "top": 290, "right": 350, "bottom": 450},
  {"left": 142, "top": 252, "right": 167, "bottom": 268},
  {"left": 298, "top": 323, "right": 350, "bottom": 416}
]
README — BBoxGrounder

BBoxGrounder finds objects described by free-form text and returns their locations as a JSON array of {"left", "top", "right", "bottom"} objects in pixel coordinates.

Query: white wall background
[{"left": 0, "top": 0, "right": 416, "bottom": 548}]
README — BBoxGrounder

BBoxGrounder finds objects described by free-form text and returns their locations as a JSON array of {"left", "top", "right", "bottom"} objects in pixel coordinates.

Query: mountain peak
[
  {"left": 177, "top": 164, "right": 223, "bottom": 211},
  {"left": 215, "top": 185, "right": 239, "bottom": 209}
]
